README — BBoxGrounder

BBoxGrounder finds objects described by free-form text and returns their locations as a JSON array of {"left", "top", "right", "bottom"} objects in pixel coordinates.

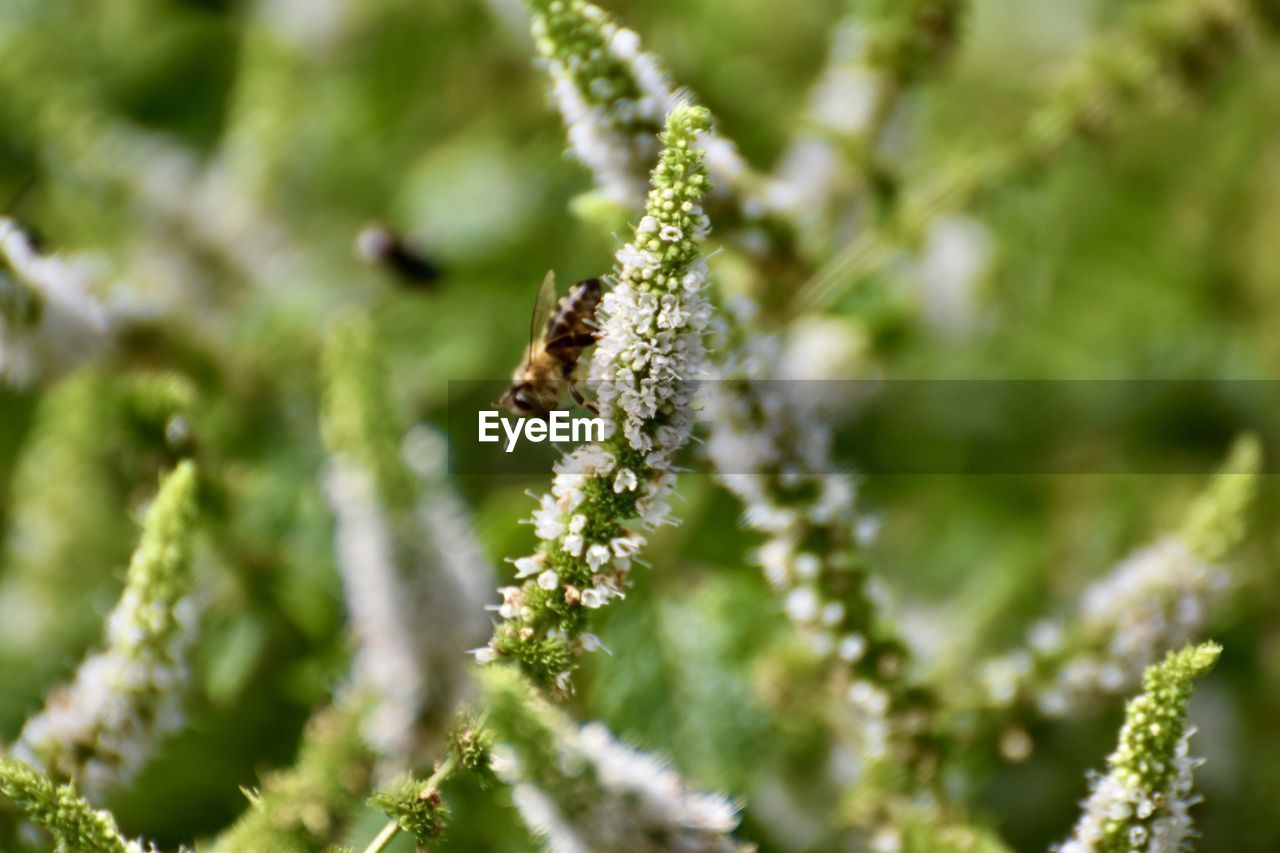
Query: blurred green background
[{"left": 1, "top": 0, "right": 1279, "bottom": 849}]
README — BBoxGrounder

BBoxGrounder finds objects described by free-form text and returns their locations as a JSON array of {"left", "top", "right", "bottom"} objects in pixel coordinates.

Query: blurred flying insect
[
  {"left": 355, "top": 222, "right": 441, "bottom": 287},
  {"left": 499, "top": 270, "right": 602, "bottom": 417}
]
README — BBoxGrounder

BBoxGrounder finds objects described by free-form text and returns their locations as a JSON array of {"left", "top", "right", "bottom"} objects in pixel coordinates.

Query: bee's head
[{"left": 498, "top": 384, "right": 541, "bottom": 417}]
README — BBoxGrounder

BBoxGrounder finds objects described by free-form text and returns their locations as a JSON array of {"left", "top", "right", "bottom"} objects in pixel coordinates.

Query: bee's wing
[{"left": 526, "top": 269, "right": 558, "bottom": 368}]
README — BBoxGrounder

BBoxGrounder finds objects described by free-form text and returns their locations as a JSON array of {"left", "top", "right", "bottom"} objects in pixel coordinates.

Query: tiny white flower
[
  {"left": 610, "top": 27, "right": 642, "bottom": 61},
  {"left": 514, "top": 556, "right": 543, "bottom": 579},
  {"left": 637, "top": 495, "right": 672, "bottom": 528},
  {"left": 1028, "top": 619, "right": 1065, "bottom": 655},
  {"left": 499, "top": 587, "right": 525, "bottom": 620},
  {"left": 552, "top": 474, "right": 588, "bottom": 511},
  {"left": 757, "top": 540, "right": 792, "bottom": 587},
  {"left": 575, "top": 445, "right": 617, "bottom": 475},
  {"left": 613, "top": 468, "right": 639, "bottom": 493},
  {"left": 838, "top": 634, "right": 867, "bottom": 663},
  {"left": 784, "top": 586, "right": 820, "bottom": 623},
  {"left": 848, "top": 680, "right": 890, "bottom": 715},
  {"left": 0, "top": 218, "right": 113, "bottom": 386},
  {"left": 585, "top": 543, "right": 612, "bottom": 570},
  {"left": 537, "top": 570, "right": 559, "bottom": 591},
  {"left": 808, "top": 631, "right": 834, "bottom": 657},
  {"left": 793, "top": 552, "right": 821, "bottom": 581},
  {"left": 821, "top": 601, "right": 845, "bottom": 627},
  {"left": 870, "top": 827, "right": 903, "bottom": 853},
  {"left": 532, "top": 495, "right": 566, "bottom": 540},
  {"left": 610, "top": 535, "right": 642, "bottom": 558}
]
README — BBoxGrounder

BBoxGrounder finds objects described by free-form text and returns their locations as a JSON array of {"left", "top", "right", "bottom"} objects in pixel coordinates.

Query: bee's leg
[
  {"left": 569, "top": 383, "right": 600, "bottom": 416},
  {"left": 546, "top": 333, "right": 598, "bottom": 351}
]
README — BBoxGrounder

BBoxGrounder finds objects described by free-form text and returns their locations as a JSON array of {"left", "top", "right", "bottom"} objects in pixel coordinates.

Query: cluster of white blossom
[
  {"left": 703, "top": 333, "right": 868, "bottom": 653},
  {"left": 765, "top": 1, "right": 969, "bottom": 258},
  {"left": 1057, "top": 643, "right": 1218, "bottom": 853},
  {"left": 0, "top": 758, "right": 161, "bottom": 853},
  {"left": 499, "top": 445, "right": 653, "bottom": 617},
  {"left": 12, "top": 463, "right": 199, "bottom": 800},
  {"left": 94, "top": 125, "right": 303, "bottom": 294},
  {"left": 776, "top": 313, "right": 870, "bottom": 386},
  {"left": 1070, "top": 540, "right": 1224, "bottom": 695},
  {"left": 38, "top": 116, "right": 308, "bottom": 328},
  {"left": 912, "top": 214, "right": 993, "bottom": 338},
  {"left": 1060, "top": 730, "right": 1203, "bottom": 853},
  {"left": 531, "top": 0, "right": 671, "bottom": 206},
  {"left": 322, "top": 325, "right": 493, "bottom": 771},
  {"left": 1144, "top": 734, "right": 1203, "bottom": 852},
  {"left": 479, "top": 104, "right": 715, "bottom": 690},
  {"left": 484, "top": 668, "right": 742, "bottom": 853},
  {"left": 323, "top": 458, "right": 427, "bottom": 765},
  {"left": 982, "top": 538, "right": 1228, "bottom": 718},
  {"left": 981, "top": 437, "right": 1259, "bottom": 719},
  {"left": 592, "top": 230, "right": 713, "bottom": 462},
  {"left": 767, "top": 18, "right": 886, "bottom": 226},
  {"left": 770, "top": 2, "right": 973, "bottom": 265},
  {"left": 0, "top": 217, "right": 112, "bottom": 386},
  {"left": 525, "top": 0, "right": 752, "bottom": 213},
  {"left": 702, "top": 322, "right": 917, "bottom": 765},
  {"left": 403, "top": 425, "right": 496, "bottom": 641},
  {"left": 499, "top": 726, "right": 742, "bottom": 853}
]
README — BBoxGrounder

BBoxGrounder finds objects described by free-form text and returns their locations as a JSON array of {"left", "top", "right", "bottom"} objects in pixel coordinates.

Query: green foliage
[
  {"left": 0, "top": 758, "right": 144, "bottom": 853},
  {"left": 12, "top": 461, "right": 200, "bottom": 795},
  {"left": 479, "top": 666, "right": 563, "bottom": 781},
  {"left": 367, "top": 776, "right": 450, "bottom": 846},
  {"left": 0, "top": 0, "right": 1278, "bottom": 850},
  {"left": 0, "top": 370, "right": 130, "bottom": 729},
  {"left": 448, "top": 713, "right": 495, "bottom": 780},
  {"left": 321, "top": 315, "right": 416, "bottom": 512},
  {"left": 122, "top": 460, "right": 200, "bottom": 632},
  {"left": 1181, "top": 433, "right": 1261, "bottom": 563},
  {"left": 1120, "top": 644, "right": 1219, "bottom": 803},
  {"left": 211, "top": 702, "right": 375, "bottom": 853},
  {"left": 861, "top": 0, "right": 965, "bottom": 83}
]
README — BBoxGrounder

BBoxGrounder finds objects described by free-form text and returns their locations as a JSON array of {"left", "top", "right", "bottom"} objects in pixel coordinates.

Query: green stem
[{"left": 362, "top": 820, "right": 401, "bottom": 853}]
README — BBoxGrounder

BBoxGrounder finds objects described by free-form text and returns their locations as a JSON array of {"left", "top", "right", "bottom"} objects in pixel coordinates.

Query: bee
[
  {"left": 355, "top": 222, "right": 441, "bottom": 287},
  {"left": 499, "top": 270, "right": 603, "bottom": 417}
]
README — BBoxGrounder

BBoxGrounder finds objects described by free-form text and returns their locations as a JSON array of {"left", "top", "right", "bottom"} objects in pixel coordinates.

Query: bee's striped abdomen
[{"left": 545, "top": 278, "right": 602, "bottom": 345}]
